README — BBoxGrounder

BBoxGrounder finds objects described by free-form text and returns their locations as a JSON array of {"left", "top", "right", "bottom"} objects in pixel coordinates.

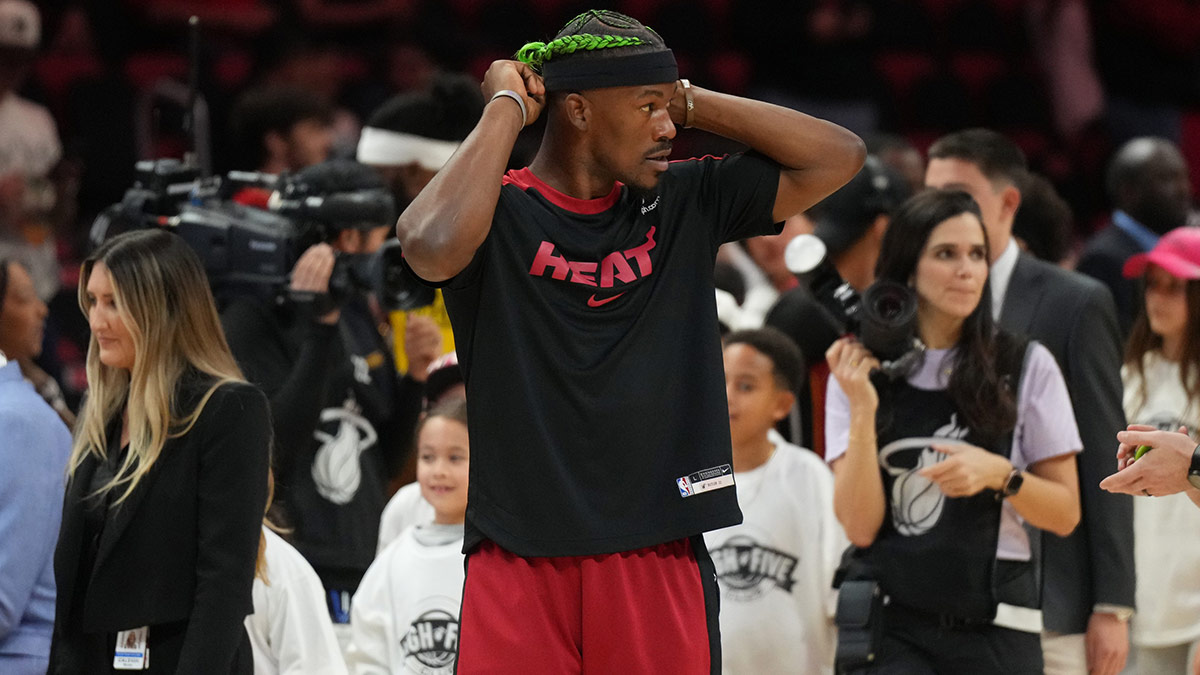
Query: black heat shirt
[{"left": 440, "top": 153, "right": 782, "bottom": 557}]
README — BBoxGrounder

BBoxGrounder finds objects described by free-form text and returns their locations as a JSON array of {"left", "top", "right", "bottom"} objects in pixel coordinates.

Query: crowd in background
[{"left": 4, "top": 0, "right": 1200, "bottom": 674}]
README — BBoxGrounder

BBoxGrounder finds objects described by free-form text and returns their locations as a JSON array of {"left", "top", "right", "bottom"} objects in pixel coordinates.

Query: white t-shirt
[
  {"left": 246, "top": 528, "right": 348, "bottom": 675},
  {"left": 377, "top": 482, "right": 435, "bottom": 553},
  {"left": 0, "top": 93, "right": 61, "bottom": 179},
  {"left": 705, "top": 432, "right": 847, "bottom": 675},
  {"left": 825, "top": 343, "right": 1081, "bottom": 561},
  {"left": 1123, "top": 353, "right": 1200, "bottom": 647},
  {"left": 347, "top": 524, "right": 465, "bottom": 675}
]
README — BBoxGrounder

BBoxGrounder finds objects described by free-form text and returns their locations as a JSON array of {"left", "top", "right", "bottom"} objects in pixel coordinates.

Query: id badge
[{"left": 114, "top": 626, "right": 149, "bottom": 670}]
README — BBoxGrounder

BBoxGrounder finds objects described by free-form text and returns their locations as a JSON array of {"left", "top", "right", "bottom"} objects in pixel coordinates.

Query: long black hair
[{"left": 875, "top": 189, "right": 1021, "bottom": 441}]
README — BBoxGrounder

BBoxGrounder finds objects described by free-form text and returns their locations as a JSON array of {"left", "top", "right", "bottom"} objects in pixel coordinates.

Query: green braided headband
[{"left": 515, "top": 34, "right": 645, "bottom": 71}]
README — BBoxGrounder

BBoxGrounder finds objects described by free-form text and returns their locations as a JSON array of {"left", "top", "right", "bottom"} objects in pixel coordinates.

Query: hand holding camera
[{"left": 289, "top": 244, "right": 340, "bottom": 324}]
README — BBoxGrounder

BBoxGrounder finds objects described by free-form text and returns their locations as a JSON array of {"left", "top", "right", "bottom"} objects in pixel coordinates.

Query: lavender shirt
[{"left": 825, "top": 343, "right": 1081, "bottom": 560}]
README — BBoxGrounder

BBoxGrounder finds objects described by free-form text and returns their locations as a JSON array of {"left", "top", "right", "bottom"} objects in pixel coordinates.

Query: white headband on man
[{"left": 356, "top": 127, "right": 461, "bottom": 172}]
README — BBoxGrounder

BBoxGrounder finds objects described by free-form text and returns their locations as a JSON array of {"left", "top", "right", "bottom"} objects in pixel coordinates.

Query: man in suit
[
  {"left": 1077, "top": 137, "right": 1192, "bottom": 337},
  {"left": 925, "top": 129, "right": 1133, "bottom": 675}
]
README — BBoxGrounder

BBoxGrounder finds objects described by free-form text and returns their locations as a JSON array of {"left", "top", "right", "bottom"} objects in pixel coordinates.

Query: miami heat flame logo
[
  {"left": 311, "top": 397, "right": 378, "bottom": 505},
  {"left": 877, "top": 414, "right": 969, "bottom": 536}
]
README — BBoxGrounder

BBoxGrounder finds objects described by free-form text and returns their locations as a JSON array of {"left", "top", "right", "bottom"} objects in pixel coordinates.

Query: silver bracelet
[{"left": 490, "top": 89, "right": 527, "bottom": 129}]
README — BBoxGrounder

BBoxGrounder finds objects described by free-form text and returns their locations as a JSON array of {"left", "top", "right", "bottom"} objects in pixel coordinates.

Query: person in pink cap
[{"left": 1102, "top": 226, "right": 1200, "bottom": 673}]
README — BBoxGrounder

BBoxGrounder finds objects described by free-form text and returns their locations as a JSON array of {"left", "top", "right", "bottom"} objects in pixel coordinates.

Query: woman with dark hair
[
  {"left": 48, "top": 229, "right": 271, "bottom": 674},
  {"left": 1118, "top": 227, "right": 1200, "bottom": 675},
  {"left": 825, "top": 189, "right": 1081, "bottom": 673}
]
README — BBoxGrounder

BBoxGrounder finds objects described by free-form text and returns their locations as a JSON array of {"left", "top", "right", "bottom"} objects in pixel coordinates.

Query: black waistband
[
  {"left": 885, "top": 559, "right": 1036, "bottom": 630},
  {"left": 887, "top": 601, "right": 993, "bottom": 630}
]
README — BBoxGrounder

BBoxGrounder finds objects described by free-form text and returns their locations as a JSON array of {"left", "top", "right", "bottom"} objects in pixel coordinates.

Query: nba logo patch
[
  {"left": 677, "top": 476, "right": 694, "bottom": 497},
  {"left": 676, "top": 464, "right": 734, "bottom": 498}
]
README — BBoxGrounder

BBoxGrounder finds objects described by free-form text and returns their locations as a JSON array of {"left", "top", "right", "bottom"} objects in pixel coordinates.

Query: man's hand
[
  {"left": 290, "top": 243, "right": 340, "bottom": 324},
  {"left": 403, "top": 314, "right": 442, "bottom": 382},
  {"left": 481, "top": 61, "right": 546, "bottom": 128},
  {"left": 1085, "top": 612, "right": 1129, "bottom": 675},
  {"left": 1101, "top": 426, "right": 1194, "bottom": 497},
  {"left": 1115, "top": 424, "right": 1158, "bottom": 471},
  {"left": 919, "top": 443, "right": 1012, "bottom": 498}
]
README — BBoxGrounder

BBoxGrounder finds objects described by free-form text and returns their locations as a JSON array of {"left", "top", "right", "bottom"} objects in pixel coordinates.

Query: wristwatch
[
  {"left": 1187, "top": 444, "right": 1200, "bottom": 489},
  {"left": 999, "top": 468, "right": 1024, "bottom": 499}
]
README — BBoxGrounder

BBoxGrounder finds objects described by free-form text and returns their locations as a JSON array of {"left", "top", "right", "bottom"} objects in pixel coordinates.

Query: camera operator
[
  {"left": 827, "top": 189, "right": 1081, "bottom": 673},
  {"left": 355, "top": 71, "right": 483, "bottom": 408},
  {"left": 765, "top": 156, "right": 909, "bottom": 455},
  {"left": 219, "top": 159, "right": 437, "bottom": 630}
]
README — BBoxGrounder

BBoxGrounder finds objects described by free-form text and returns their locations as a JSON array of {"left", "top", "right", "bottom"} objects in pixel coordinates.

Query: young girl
[
  {"left": 346, "top": 399, "right": 469, "bottom": 674},
  {"left": 1121, "top": 226, "right": 1200, "bottom": 675}
]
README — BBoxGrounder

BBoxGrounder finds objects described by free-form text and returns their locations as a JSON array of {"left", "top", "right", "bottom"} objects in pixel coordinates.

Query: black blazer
[
  {"left": 999, "top": 252, "right": 1134, "bottom": 634},
  {"left": 49, "top": 378, "right": 271, "bottom": 674},
  {"left": 1076, "top": 223, "right": 1145, "bottom": 339}
]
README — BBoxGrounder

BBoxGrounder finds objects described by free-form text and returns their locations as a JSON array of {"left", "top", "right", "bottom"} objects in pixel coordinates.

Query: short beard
[{"left": 626, "top": 182, "right": 656, "bottom": 201}]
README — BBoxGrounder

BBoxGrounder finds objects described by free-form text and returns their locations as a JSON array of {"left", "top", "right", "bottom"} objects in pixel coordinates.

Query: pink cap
[{"left": 1123, "top": 227, "right": 1200, "bottom": 280}]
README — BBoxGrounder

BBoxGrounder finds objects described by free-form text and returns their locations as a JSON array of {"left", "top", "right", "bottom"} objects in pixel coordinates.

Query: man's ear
[
  {"left": 999, "top": 183, "right": 1022, "bottom": 226},
  {"left": 564, "top": 93, "right": 589, "bottom": 131}
]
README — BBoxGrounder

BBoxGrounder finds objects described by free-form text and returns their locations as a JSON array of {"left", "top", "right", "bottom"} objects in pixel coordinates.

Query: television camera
[{"left": 89, "top": 158, "right": 433, "bottom": 312}]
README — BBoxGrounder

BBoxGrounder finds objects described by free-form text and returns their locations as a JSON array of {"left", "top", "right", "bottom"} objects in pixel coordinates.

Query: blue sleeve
[{"left": 0, "top": 404, "right": 70, "bottom": 639}]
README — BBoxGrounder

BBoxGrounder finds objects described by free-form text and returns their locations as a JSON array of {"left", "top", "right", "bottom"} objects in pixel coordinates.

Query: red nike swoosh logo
[{"left": 587, "top": 292, "right": 626, "bottom": 307}]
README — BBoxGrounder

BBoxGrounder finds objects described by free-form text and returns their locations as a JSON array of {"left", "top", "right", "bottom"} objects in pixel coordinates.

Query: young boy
[
  {"left": 346, "top": 398, "right": 469, "bottom": 674},
  {"left": 708, "top": 328, "right": 849, "bottom": 674}
]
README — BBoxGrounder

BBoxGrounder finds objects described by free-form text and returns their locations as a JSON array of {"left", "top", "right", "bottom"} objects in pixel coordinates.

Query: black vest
[{"left": 856, "top": 343, "right": 1031, "bottom": 621}]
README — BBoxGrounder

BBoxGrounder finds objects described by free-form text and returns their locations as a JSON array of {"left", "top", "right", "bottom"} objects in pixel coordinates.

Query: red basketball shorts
[{"left": 455, "top": 535, "right": 720, "bottom": 674}]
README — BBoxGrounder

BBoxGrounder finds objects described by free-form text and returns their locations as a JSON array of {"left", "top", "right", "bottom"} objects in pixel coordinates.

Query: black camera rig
[{"left": 89, "top": 158, "right": 430, "bottom": 312}]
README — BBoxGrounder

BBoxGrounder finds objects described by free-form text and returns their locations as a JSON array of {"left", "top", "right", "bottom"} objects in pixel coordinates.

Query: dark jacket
[
  {"left": 999, "top": 252, "right": 1134, "bottom": 634},
  {"left": 221, "top": 295, "right": 421, "bottom": 590},
  {"left": 1076, "top": 223, "right": 1144, "bottom": 339},
  {"left": 48, "top": 377, "right": 271, "bottom": 674}
]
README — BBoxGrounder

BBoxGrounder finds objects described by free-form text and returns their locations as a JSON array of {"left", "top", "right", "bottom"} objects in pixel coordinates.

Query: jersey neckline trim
[{"left": 503, "top": 167, "right": 622, "bottom": 215}]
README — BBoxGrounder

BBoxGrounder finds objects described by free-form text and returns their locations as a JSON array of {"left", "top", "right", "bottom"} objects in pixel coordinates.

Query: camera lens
[
  {"left": 863, "top": 282, "right": 915, "bottom": 323},
  {"left": 859, "top": 280, "right": 918, "bottom": 361}
]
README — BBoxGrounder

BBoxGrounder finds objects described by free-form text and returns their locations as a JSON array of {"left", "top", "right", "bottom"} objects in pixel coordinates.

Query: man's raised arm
[
  {"left": 669, "top": 83, "right": 866, "bottom": 222},
  {"left": 395, "top": 61, "right": 545, "bottom": 282}
]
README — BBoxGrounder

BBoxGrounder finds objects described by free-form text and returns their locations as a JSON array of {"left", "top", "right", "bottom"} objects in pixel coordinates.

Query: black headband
[{"left": 543, "top": 49, "right": 678, "bottom": 91}]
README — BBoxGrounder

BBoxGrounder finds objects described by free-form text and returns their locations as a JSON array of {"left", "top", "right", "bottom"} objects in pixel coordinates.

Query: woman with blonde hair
[{"left": 47, "top": 229, "right": 272, "bottom": 674}]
